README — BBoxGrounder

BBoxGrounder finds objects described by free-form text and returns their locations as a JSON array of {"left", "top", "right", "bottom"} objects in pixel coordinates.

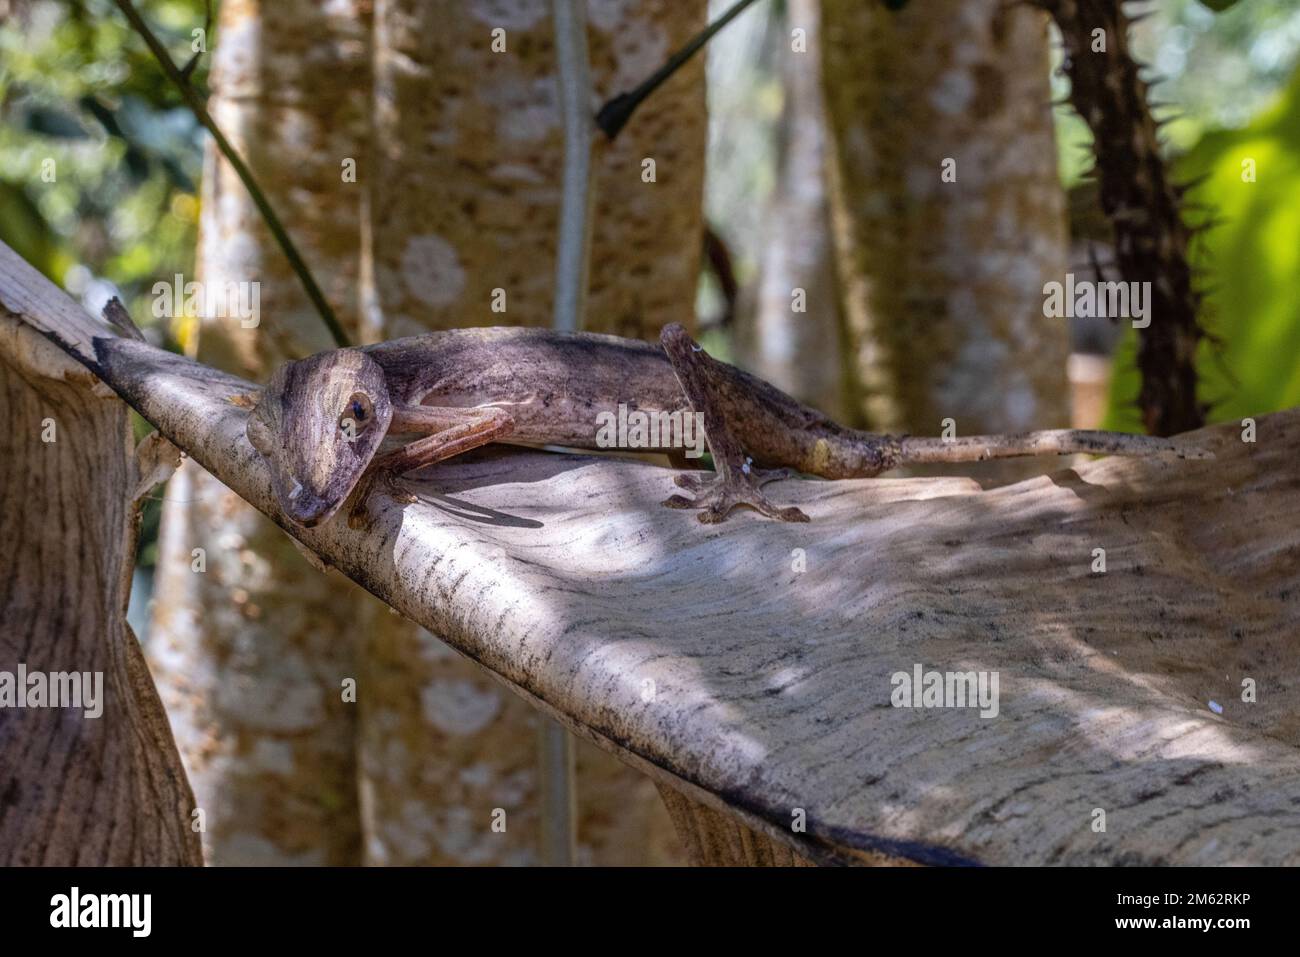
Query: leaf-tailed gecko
[{"left": 188, "top": 313, "right": 1204, "bottom": 528}]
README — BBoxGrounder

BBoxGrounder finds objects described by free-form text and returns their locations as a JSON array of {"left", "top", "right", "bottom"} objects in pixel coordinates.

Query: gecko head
[{"left": 246, "top": 350, "right": 393, "bottom": 528}]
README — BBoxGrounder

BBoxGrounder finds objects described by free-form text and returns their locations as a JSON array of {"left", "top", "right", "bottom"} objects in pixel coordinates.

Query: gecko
[{"left": 161, "top": 308, "right": 1205, "bottom": 528}]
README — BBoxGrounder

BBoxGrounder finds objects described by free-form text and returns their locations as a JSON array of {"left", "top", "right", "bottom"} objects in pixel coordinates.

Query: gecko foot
[
  {"left": 347, "top": 470, "right": 418, "bottom": 529},
  {"left": 662, "top": 467, "right": 809, "bottom": 524}
]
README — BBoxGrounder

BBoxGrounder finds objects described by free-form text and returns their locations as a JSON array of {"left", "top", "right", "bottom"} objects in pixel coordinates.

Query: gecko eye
[{"left": 339, "top": 392, "right": 374, "bottom": 439}]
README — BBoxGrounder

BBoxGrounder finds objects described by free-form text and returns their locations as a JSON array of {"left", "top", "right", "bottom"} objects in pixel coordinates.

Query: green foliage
[
  {"left": 1103, "top": 64, "right": 1300, "bottom": 431},
  {"left": 0, "top": 0, "right": 205, "bottom": 322},
  {"left": 1053, "top": 0, "right": 1300, "bottom": 186}
]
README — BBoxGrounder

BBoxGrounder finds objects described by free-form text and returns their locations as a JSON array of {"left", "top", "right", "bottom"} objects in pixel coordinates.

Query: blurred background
[{"left": 2, "top": 0, "right": 1297, "bottom": 865}]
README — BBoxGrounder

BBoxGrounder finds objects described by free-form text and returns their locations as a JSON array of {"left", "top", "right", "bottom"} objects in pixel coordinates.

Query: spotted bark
[
  {"left": 147, "top": 0, "right": 374, "bottom": 865},
  {"left": 367, "top": 0, "right": 707, "bottom": 340},
  {"left": 821, "top": 0, "right": 1070, "bottom": 458}
]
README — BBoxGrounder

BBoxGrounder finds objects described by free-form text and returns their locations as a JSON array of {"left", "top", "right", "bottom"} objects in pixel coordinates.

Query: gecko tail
[{"left": 896, "top": 429, "right": 1214, "bottom": 466}]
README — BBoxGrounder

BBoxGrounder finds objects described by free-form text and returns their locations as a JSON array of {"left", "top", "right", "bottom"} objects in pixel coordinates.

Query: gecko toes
[
  {"left": 662, "top": 474, "right": 810, "bottom": 524},
  {"left": 697, "top": 508, "right": 729, "bottom": 525}
]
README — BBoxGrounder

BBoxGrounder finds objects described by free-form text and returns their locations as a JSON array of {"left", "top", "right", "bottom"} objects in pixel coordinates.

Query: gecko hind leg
[
  {"left": 659, "top": 324, "right": 809, "bottom": 524},
  {"left": 671, "top": 466, "right": 797, "bottom": 494}
]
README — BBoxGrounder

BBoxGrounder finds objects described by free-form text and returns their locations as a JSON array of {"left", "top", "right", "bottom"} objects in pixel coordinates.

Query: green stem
[
  {"left": 112, "top": 0, "right": 351, "bottom": 348},
  {"left": 551, "top": 0, "right": 596, "bottom": 334}
]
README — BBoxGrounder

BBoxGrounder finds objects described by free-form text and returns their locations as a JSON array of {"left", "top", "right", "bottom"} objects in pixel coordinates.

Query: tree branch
[{"left": 5, "top": 238, "right": 1298, "bottom": 867}]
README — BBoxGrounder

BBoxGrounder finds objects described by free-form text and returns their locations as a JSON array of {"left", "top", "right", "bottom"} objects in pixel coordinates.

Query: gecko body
[{"left": 237, "top": 323, "right": 1204, "bottom": 527}]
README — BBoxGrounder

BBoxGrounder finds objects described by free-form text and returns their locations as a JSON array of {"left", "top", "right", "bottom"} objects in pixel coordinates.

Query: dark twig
[
  {"left": 701, "top": 224, "right": 738, "bottom": 329},
  {"left": 178, "top": 0, "right": 213, "bottom": 81},
  {"left": 112, "top": 0, "right": 351, "bottom": 348},
  {"left": 595, "top": 0, "right": 765, "bottom": 140}
]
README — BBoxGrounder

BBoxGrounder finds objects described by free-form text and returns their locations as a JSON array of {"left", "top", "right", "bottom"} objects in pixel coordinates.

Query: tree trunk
[
  {"left": 821, "top": 0, "right": 1070, "bottom": 459},
  {"left": 147, "top": 0, "right": 374, "bottom": 865},
  {"left": 356, "top": 0, "right": 707, "bottom": 866},
  {"left": 0, "top": 303, "right": 199, "bottom": 866},
  {"left": 367, "top": 0, "right": 706, "bottom": 340},
  {"left": 1034, "top": 0, "right": 1204, "bottom": 436},
  {"left": 733, "top": 0, "right": 848, "bottom": 421}
]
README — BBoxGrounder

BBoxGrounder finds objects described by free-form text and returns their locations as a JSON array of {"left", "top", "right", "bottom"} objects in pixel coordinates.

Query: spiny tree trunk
[
  {"left": 148, "top": 0, "right": 374, "bottom": 865},
  {"left": 1034, "top": 0, "right": 1204, "bottom": 436},
  {"left": 355, "top": 0, "right": 707, "bottom": 865},
  {"left": 821, "top": 0, "right": 1070, "bottom": 455},
  {"left": 0, "top": 306, "right": 200, "bottom": 866},
  {"left": 733, "top": 0, "right": 848, "bottom": 421}
]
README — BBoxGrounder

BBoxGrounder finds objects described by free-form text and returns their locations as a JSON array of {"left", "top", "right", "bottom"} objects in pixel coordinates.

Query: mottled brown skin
[{"left": 244, "top": 323, "right": 1203, "bottom": 527}]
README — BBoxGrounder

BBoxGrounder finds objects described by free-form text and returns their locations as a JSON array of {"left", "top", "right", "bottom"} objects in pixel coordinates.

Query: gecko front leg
[
  {"left": 347, "top": 403, "right": 514, "bottom": 526},
  {"left": 658, "top": 324, "right": 809, "bottom": 524}
]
